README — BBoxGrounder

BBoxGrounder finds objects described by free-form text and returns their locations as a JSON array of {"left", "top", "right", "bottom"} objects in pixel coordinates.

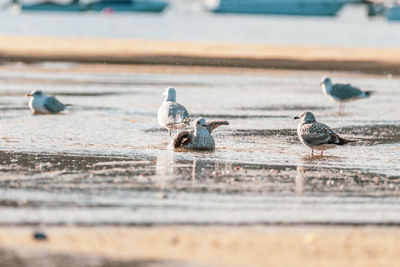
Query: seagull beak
[
  {"left": 25, "top": 93, "right": 32, "bottom": 97},
  {"left": 293, "top": 116, "right": 299, "bottom": 120}
]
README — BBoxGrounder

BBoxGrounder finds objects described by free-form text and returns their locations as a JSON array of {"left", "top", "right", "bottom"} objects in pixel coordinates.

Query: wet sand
[
  {"left": 1, "top": 35, "right": 400, "bottom": 74},
  {"left": 0, "top": 62, "right": 399, "bottom": 226},
  {"left": 0, "top": 60, "right": 399, "bottom": 266},
  {"left": 1, "top": 226, "right": 400, "bottom": 267}
]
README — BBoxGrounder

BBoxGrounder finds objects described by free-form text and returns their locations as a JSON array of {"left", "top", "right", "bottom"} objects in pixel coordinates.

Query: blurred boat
[
  {"left": 19, "top": 0, "right": 168, "bottom": 12},
  {"left": 386, "top": 3, "right": 400, "bottom": 20},
  {"left": 20, "top": 0, "right": 84, "bottom": 11},
  {"left": 366, "top": 2, "right": 385, "bottom": 17},
  {"left": 204, "top": 0, "right": 348, "bottom": 16},
  {"left": 86, "top": 0, "right": 168, "bottom": 12}
]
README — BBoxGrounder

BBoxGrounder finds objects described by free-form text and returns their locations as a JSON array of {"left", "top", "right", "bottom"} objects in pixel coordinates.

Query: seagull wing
[
  {"left": 206, "top": 120, "right": 229, "bottom": 133},
  {"left": 301, "top": 122, "right": 341, "bottom": 146},
  {"left": 44, "top": 96, "right": 66, "bottom": 113},
  {"left": 331, "top": 83, "right": 365, "bottom": 100},
  {"left": 168, "top": 102, "right": 189, "bottom": 123},
  {"left": 173, "top": 130, "right": 193, "bottom": 149}
]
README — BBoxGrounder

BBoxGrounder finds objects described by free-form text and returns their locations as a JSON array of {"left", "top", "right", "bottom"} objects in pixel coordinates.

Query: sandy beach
[
  {"left": 1, "top": 226, "right": 400, "bottom": 267},
  {"left": 1, "top": 35, "right": 400, "bottom": 74},
  {"left": 0, "top": 32, "right": 399, "bottom": 267}
]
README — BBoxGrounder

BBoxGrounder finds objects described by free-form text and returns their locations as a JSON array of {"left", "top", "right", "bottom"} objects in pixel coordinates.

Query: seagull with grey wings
[
  {"left": 320, "top": 76, "right": 374, "bottom": 114},
  {"left": 294, "top": 111, "right": 355, "bottom": 156},
  {"left": 158, "top": 87, "right": 190, "bottom": 137},
  {"left": 25, "top": 90, "right": 71, "bottom": 114},
  {"left": 171, "top": 117, "right": 229, "bottom": 150}
]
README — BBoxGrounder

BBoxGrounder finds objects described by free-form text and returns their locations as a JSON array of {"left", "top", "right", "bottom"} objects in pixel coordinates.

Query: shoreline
[
  {"left": 1, "top": 226, "right": 400, "bottom": 267},
  {"left": 1, "top": 35, "right": 400, "bottom": 75}
]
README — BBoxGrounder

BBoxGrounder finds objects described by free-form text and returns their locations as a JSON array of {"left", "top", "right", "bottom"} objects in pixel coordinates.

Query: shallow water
[{"left": 0, "top": 64, "right": 399, "bottom": 225}]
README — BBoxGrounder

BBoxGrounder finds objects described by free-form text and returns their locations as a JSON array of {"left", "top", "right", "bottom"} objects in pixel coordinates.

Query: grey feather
[
  {"left": 206, "top": 120, "right": 230, "bottom": 133},
  {"left": 167, "top": 102, "right": 189, "bottom": 122},
  {"left": 173, "top": 130, "right": 193, "bottom": 149},
  {"left": 158, "top": 101, "right": 190, "bottom": 129},
  {"left": 301, "top": 122, "right": 340, "bottom": 146},
  {"left": 331, "top": 83, "right": 366, "bottom": 100},
  {"left": 44, "top": 96, "right": 66, "bottom": 113}
]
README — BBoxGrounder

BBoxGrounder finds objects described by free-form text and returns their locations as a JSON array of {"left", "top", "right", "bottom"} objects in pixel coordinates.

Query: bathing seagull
[
  {"left": 320, "top": 76, "right": 373, "bottom": 114},
  {"left": 158, "top": 87, "right": 190, "bottom": 137},
  {"left": 294, "top": 111, "right": 355, "bottom": 156},
  {"left": 25, "top": 90, "right": 71, "bottom": 114},
  {"left": 171, "top": 117, "right": 229, "bottom": 150}
]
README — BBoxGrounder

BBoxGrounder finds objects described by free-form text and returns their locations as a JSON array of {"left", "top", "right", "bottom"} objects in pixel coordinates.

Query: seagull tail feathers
[
  {"left": 338, "top": 136, "right": 356, "bottom": 145},
  {"left": 364, "top": 91, "right": 375, "bottom": 97}
]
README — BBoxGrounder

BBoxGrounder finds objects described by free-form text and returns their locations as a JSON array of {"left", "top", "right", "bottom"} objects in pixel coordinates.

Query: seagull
[
  {"left": 294, "top": 111, "right": 355, "bottom": 156},
  {"left": 171, "top": 117, "right": 229, "bottom": 150},
  {"left": 25, "top": 90, "right": 71, "bottom": 114},
  {"left": 320, "top": 76, "right": 374, "bottom": 114},
  {"left": 157, "top": 87, "right": 190, "bottom": 137}
]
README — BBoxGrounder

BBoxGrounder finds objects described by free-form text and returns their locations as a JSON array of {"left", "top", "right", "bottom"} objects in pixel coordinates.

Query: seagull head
[
  {"left": 294, "top": 111, "right": 316, "bottom": 124},
  {"left": 163, "top": 87, "right": 176, "bottom": 102},
  {"left": 195, "top": 117, "right": 207, "bottom": 130},
  {"left": 320, "top": 76, "right": 332, "bottom": 86},
  {"left": 25, "top": 90, "right": 45, "bottom": 98}
]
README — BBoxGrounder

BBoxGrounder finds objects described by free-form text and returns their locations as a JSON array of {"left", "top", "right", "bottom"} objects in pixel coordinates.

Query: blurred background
[{"left": 0, "top": 0, "right": 400, "bottom": 47}]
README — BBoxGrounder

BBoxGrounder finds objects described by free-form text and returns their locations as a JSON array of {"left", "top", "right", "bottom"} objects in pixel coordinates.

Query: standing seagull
[
  {"left": 320, "top": 76, "right": 373, "bottom": 114},
  {"left": 172, "top": 117, "right": 229, "bottom": 150},
  {"left": 158, "top": 87, "right": 190, "bottom": 137},
  {"left": 25, "top": 90, "right": 71, "bottom": 114},
  {"left": 294, "top": 111, "right": 354, "bottom": 156}
]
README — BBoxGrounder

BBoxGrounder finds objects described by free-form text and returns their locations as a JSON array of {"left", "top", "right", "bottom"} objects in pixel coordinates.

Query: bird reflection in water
[{"left": 155, "top": 153, "right": 231, "bottom": 183}]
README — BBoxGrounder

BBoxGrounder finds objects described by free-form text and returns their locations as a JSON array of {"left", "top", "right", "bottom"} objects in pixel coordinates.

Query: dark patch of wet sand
[
  {"left": 0, "top": 247, "right": 189, "bottom": 267},
  {"left": 232, "top": 124, "right": 400, "bottom": 145}
]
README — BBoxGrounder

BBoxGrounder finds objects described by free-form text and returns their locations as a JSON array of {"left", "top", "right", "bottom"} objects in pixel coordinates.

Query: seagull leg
[
  {"left": 168, "top": 129, "right": 171, "bottom": 138},
  {"left": 339, "top": 103, "right": 346, "bottom": 115},
  {"left": 320, "top": 151, "right": 323, "bottom": 156},
  {"left": 311, "top": 150, "right": 314, "bottom": 157}
]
